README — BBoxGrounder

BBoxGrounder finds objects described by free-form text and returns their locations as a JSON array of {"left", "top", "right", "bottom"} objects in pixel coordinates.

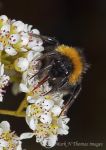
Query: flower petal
[
  {"left": 30, "top": 29, "right": 40, "bottom": 35},
  {"left": 16, "top": 141, "right": 22, "bottom": 150},
  {"left": 14, "top": 57, "right": 29, "bottom": 72},
  {"left": 57, "top": 128, "right": 69, "bottom": 135},
  {"left": 12, "top": 21, "right": 25, "bottom": 32},
  {"left": 0, "top": 63, "right": 4, "bottom": 76},
  {"left": 0, "top": 24, "right": 10, "bottom": 36},
  {"left": 21, "top": 34, "right": 29, "bottom": 46},
  {"left": 0, "top": 139, "right": 8, "bottom": 147},
  {"left": 51, "top": 105, "right": 62, "bottom": 116},
  {"left": 0, "top": 15, "right": 8, "bottom": 23},
  {"left": 20, "top": 133, "right": 34, "bottom": 140},
  {"left": 0, "top": 94, "right": 3, "bottom": 102},
  {"left": 32, "top": 46, "right": 44, "bottom": 52},
  {"left": 42, "top": 100, "right": 54, "bottom": 110},
  {"left": 9, "top": 34, "right": 20, "bottom": 44},
  {"left": 0, "top": 146, "right": 3, "bottom": 150},
  {"left": 5, "top": 46, "right": 17, "bottom": 56},
  {"left": 40, "top": 113, "right": 52, "bottom": 124},
  {"left": 0, "top": 121, "right": 10, "bottom": 131},
  {"left": 27, "top": 96, "right": 36, "bottom": 104},
  {"left": 19, "top": 83, "right": 29, "bottom": 93},
  {"left": 26, "top": 51, "right": 34, "bottom": 62},
  {"left": 29, "top": 117, "right": 38, "bottom": 131},
  {"left": 0, "top": 128, "right": 3, "bottom": 135},
  {"left": 41, "top": 135, "right": 57, "bottom": 148}
]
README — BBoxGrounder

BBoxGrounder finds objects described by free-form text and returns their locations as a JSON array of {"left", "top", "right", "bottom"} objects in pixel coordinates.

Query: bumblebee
[{"left": 31, "top": 34, "right": 88, "bottom": 114}]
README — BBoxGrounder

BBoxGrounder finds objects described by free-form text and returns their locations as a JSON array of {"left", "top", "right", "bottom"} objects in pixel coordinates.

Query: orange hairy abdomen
[{"left": 56, "top": 45, "right": 83, "bottom": 85}]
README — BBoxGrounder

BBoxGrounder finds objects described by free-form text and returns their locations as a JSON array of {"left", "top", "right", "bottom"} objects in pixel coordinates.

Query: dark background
[{"left": 0, "top": 0, "right": 106, "bottom": 150}]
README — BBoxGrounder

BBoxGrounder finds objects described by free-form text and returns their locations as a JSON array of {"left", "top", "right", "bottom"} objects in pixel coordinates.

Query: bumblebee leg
[
  {"left": 30, "top": 59, "right": 55, "bottom": 79},
  {"left": 42, "top": 77, "right": 68, "bottom": 96},
  {"left": 32, "top": 75, "right": 50, "bottom": 91},
  {"left": 58, "top": 79, "right": 69, "bottom": 90},
  {"left": 60, "top": 84, "right": 82, "bottom": 115},
  {"left": 42, "top": 88, "right": 53, "bottom": 96},
  {"left": 30, "top": 64, "right": 52, "bottom": 79}
]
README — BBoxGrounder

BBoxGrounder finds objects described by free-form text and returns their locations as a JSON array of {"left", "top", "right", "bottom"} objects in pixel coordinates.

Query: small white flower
[
  {"left": 19, "top": 72, "right": 36, "bottom": 93},
  {"left": 51, "top": 92, "right": 64, "bottom": 107},
  {"left": 14, "top": 57, "right": 29, "bottom": 72},
  {"left": 0, "top": 24, "right": 10, "bottom": 36},
  {"left": 20, "top": 33, "right": 29, "bottom": 46},
  {"left": 57, "top": 116, "right": 70, "bottom": 135},
  {"left": 0, "top": 15, "right": 8, "bottom": 23},
  {"left": 0, "top": 121, "right": 22, "bottom": 150},
  {"left": 12, "top": 21, "right": 25, "bottom": 32},
  {"left": 9, "top": 34, "right": 20, "bottom": 44},
  {"left": 41, "top": 135, "right": 57, "bottom": 148},
  {"left": 19, "top": 55, "right": 42, "bottom": 93},
  {"left": 5, "top": 46, "right": 17, "bottom": 56}
]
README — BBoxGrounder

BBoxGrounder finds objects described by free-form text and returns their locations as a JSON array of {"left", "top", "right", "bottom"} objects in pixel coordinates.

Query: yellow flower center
[
  {"left": 1, "top": 131, "right": 18, "bottom": 149},
  {"left": 31, "top": 104, "right": 42, "bottom": 117}
]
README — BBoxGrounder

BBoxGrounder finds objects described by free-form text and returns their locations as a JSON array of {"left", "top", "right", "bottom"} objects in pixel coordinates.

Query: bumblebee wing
[{"left": 61, "top": 83, "right": 82, "bottom": 115}]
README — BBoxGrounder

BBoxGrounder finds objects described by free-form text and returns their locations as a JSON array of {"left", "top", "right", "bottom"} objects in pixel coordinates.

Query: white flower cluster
[
  {"left": 0, "top": 14, "right": 44, "bottom": 98},
  {"left": 25, "top": 91, "right": 70, "bottom": 148},
  {"left": 0, "top": 15, "right": 70, "bottom": 148},
  {"left": 0, "top": 15, "right": 43, "bottom": 57}
]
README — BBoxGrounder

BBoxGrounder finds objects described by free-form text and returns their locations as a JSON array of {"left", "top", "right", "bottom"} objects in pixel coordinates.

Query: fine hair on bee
[{"left": 31, "top": 34, "right": 88, "bottom": 115}]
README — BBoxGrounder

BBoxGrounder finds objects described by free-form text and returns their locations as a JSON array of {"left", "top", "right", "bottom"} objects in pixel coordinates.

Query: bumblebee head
[{"left": 49, "top": 54, "right": 73, "bottom": 78}]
